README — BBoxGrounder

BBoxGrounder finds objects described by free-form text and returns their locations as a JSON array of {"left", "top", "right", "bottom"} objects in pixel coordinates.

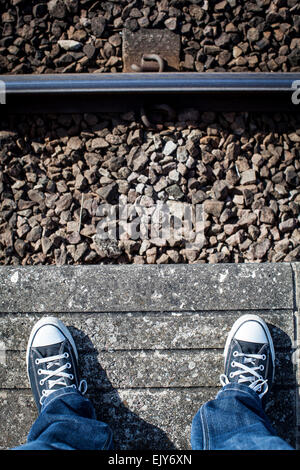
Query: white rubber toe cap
[
  {"left": 235, "top": 320, "right": 268, "bottom": 344},
  {"left": 32, "top": 324, "right": 65, "bottom": 347}
]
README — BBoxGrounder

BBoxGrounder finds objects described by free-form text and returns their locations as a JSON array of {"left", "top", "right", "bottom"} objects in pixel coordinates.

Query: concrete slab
[
  {"left": 0, "top": 263, "right": 298, "bottom": 450},
  {"left": 0, "top": 311, "right": 294, "bottom": 350},
  {"left": 0, "top": 348, "right": 294, "bottom": 390},
  {"left": 291, "top": 263, "right": 300, "bottom": 448},
  {"left": 0, "top": 263, "right": 294, "bottom": 312}
]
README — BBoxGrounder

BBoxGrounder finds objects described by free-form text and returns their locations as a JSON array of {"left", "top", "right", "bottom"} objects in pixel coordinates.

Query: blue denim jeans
[
  {"left": 191, "top": 383, "right": 294, "bottom": 450},
  {"left": 14, "top": 387, "right": 113, "bottom": 450},
  {"left": 14, "top": 384, "right": 294, "bottom": 450}
]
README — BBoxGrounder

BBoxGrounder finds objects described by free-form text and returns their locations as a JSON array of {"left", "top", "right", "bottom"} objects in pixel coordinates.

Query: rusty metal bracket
[
  {"left": 140, "top": 104, "right": 176, "bottom": 130},
  {"left": 131, "top": 54, "right": 165, "bottom": 73},
  {"left": 122, "top": 29, "right": 180, "bottom": 72}
]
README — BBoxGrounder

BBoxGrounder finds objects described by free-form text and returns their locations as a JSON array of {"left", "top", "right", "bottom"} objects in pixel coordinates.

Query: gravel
[
  {"left": 0, "top": 0, "right": 299, "bottom": 74},
  {"left": 0, "top": 110, "right": 299, "bottom": 266}
]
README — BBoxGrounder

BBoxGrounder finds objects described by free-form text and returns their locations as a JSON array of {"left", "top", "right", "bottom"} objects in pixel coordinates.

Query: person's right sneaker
[{"left": 220, "top": 314, "right": 275, "bottom": 400}]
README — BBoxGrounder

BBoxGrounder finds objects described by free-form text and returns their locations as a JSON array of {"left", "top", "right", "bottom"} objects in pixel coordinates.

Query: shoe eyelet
[
  {"left": 38, "top": 369, "right": 42, "bottom": 375},
  {"left": 229, "top": 372, "right": 234, "bottom": 378},
  {"left": 233, "top": 351, "right": 238, "bottom": 357},
  {"left": 69, "top": 374, "right": 74, "bottom": 380},
  {"left": 259, "top": 365, "right": 264, "bottom": 371},
  {"left": 231, "top": 361, "right": 236, "bottom": 367},
  {"left": 35, "top": 359, "right": 40, "bottom": 365},
  {"left": 67, "top": 363, "right": 71, "bottom": 369},
  {"left": 39, "top": 380, "right": 44, "bottom": 386},
  {"left": 64, "top": 352, "right": 69, "bottom": 359},
  {"left": 262, "top": 354, "right": 266, "bottom": 361}
]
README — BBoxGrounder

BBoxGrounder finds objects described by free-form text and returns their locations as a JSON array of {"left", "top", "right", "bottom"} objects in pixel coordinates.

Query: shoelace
[
  {"left": 35, "top": 353, "right": 88, "bottom": 405},
  {"left": 220, "top": 351, "right": 269, "bottom": 399}
]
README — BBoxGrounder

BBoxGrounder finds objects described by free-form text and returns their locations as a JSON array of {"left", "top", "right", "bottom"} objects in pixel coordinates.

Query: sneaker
[
  {"left": 26, "top": 316, "right": 87, "bottom": 411},
  {"left": 220, "top": 314, "right": 275, "bottom": 400}
]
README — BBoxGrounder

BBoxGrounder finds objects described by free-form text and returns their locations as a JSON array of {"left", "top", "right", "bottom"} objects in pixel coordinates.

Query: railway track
[{"left": 1, "top": 72, "right": 300, "bottom": 113}]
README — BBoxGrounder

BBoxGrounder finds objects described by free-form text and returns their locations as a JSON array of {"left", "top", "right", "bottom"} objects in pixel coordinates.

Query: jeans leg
[
  {"left": 191, "top": 384, "right": 294, "bottom": 450},
  {"left": 13, "top": 387, "right": 113, "bottom": 450}
]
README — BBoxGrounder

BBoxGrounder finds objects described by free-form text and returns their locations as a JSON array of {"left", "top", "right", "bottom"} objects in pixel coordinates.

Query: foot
[
  {"left": 26, "top": 317, "right": 87, "bottom": 411},
  {"left": 220, "top": 314, "right": 275, "bottom": 400}
]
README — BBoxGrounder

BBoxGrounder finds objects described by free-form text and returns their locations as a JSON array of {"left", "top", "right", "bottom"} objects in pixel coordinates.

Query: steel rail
[{"left": 1, "top": 72, "right": 300, "bottom": 113}]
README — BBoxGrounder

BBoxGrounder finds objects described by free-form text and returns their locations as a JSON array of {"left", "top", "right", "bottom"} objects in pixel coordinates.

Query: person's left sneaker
[
  {"left": 26, "top": 316, "right": 87, "bottom": 411},
  {"left": 220, "top": 314, "right": 275, "bottom": 401}
]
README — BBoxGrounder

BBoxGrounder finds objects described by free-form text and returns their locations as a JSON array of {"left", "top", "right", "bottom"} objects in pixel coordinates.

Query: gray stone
[
  {"left": 185, "top": 139, "right": 200, "bottom": 158},
  {"left": 96, "top": 182, "right": 118, "bottom": 203},
  {"left": 163, "top": 141, "right": 177, "bottom": 156},
  {"left": 41, "top": 236, "right": 52, "bottom": 255},
  {"left": 247, "top": 27, "right": 260, "bottom": 42},
  {"left": 249, "top": 238, "right": 271, "bottom": 260},
  {"left": 260, "top": 207, "right": 276, "bottom": 225},
  {"left": 83, "top": 44, "right": 96, "bottom": 59},
  {"left": 14, "top": 239, "right": 26, "bottom": 257},
  {"left": 90, "top": 16, "right": 106, "bottom": 37},
  {"left": 27, "top": 189, "right": 44, "bottom": 204},
  {"left": 226, "top": 230, "right": 243, "bottom": 247},
  {"left": 26, "top": 226, "right": 42, "bottom": 243},
  {"left": 132, "top": 151, "right": 148, "bottom": 172},
  {"left": 226, "top": 167, "right": 240, "bottom": 185},
  {"left": 165, "top": 184, "right": 184, "bottom": 200},
  {"left": 92, "top": 236, "right": 122, "bottom": 258},
  {"left": 192, "top": 190, "right": 207, "bottom": 204},
  {"left": 240, "top": 169, "right": 257, "bottom": 185},
  {"left": 212, "top": 180, "right": 228, "bottom": 200},
  {"left": 279, "top": 218, "right": 297, "bottom": 233},
  {"left": 67, "top": 232, "right": 81, "bottom": 245},
  {"left": 237, "top": 212, "right": 257, "bottom": 228},
  {"left": 67, "top": 136, "right": 83, "bottom": 150},
  {"left": 55, "top": 193, "right": 73, "bottom": 213},
  {"left": 58, "top": 40, "right": 82, "bottom": 51},
  {"left": 176, "top": 146, "right": 188, "bottom": 163},
  {"left": 168, "top": 169, "right": 180, "bottom": 182},
  {"left": 165, "top": 17, "right": 177, "bottom": 31},
  {"left": 91, "top": 137, "right": 109, "bottom": 150},
  {"left": 154, "top": 177, "right": 168, "bottom": 193},
  {"left": 203, "top": 200, "right": 224, "bottom": 217},
  {"left": 75, "top": 173, "right": 88, "bottom": 190},
  {"left": 47, "top": 0, "right": 66, "bottom": 18}
]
